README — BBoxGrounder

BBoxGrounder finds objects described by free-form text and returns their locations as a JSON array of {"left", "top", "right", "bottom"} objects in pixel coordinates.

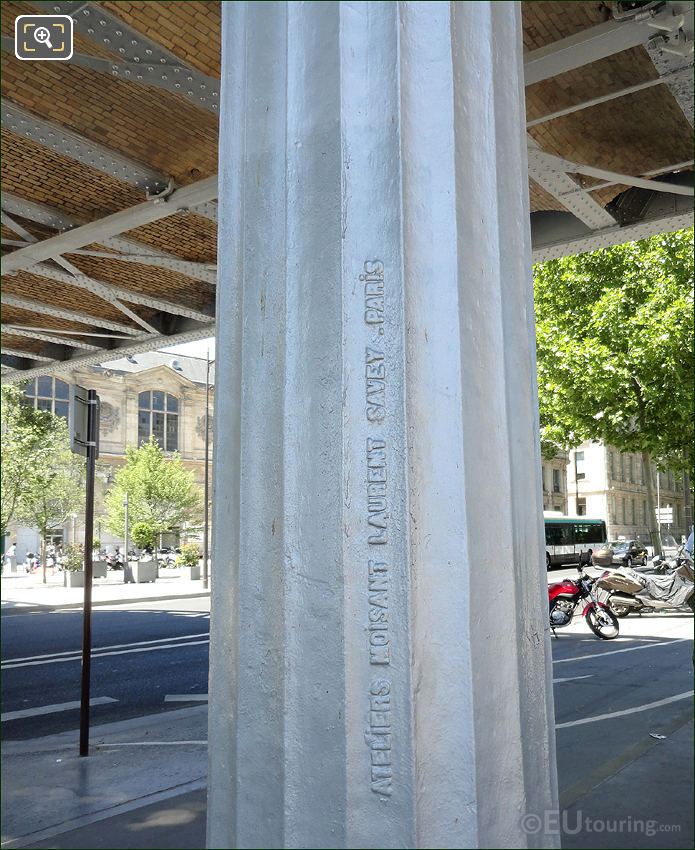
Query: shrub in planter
[
  {"left": 63, "top": 544, "right": 85, "bottom": 587},
  {"left": 176, "top": 543, "right": 201, "bottom": 580}
]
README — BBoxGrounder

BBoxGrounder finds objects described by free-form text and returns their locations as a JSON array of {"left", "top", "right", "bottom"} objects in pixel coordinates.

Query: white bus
[{"left": 544, "top": 513, "right": 607, "bottom": 570}]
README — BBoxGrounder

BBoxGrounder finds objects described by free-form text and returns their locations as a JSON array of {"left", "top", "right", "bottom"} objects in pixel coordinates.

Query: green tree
[
  {"left": 131, "top": 521, "right": 156, "bottom": 550},
  {"left": 534, "top": 228, "right": 694, "bottom": 551},
  {"left": 104, "top": 437, "right": 202, "bottom": 547},
  {"left": 1, "top": 385, "right": 56, "bottom": 540},
  {"left": 14, "top": 415, "right": 84, "bottom": 583}
]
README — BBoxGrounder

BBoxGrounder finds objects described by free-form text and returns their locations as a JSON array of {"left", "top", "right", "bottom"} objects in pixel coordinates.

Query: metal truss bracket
[
  {"left": 527, "top": 139, "right": 618, "bottom": 230},
  {"left": 32, "top": 2, "right": 220, "bottom": 114}
]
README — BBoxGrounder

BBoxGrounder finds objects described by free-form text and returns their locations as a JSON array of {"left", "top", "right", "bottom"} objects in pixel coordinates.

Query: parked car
[{"left": 610, "top": 539, "right": 648, "bottom": 567}]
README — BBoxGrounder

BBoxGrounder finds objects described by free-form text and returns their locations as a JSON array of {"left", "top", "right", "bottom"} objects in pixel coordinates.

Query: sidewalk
[
  {"left": 3, "top": 714, "right": 691, "bottom": 848},
  {"left": 1, "top": 705, "right": 208, "bottom": 849},
  {"left": 1, "top": 571, "right": 210, "bottom": 616}
]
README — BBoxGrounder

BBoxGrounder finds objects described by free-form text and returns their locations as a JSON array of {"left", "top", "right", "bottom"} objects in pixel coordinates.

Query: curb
[{"left": 0, "top": 591, "right": 210, "bottom": 617}]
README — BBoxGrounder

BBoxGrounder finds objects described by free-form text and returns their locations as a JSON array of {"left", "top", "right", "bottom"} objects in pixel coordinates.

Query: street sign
[
  {"left": 655, "top": 507, "right": 673, "bottom": 523},
  {"left": 68, "top": 385, "right": 99, "bottom": 457}
]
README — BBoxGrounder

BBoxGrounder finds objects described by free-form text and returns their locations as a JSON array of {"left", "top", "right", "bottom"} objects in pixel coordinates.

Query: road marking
[
  {"left": 1, "top": 696, "right": 117, "bottom": 722},
  {"left": 99, "top": 740, "right": 207, "bottom": 747},
  {"left": 553, "top": 674, "right": 594, "bottom": 683},
  {"left": 556, "top": 690, "right": 694, "bottom": 729},
  {"left": 2, "top": 632, "right": 209, "bottom": 665},
  {"left": 2, "top": 640, "right": 209, "bottom": 669},
  {"left": 553, "top": 637, "right": 689, "bottom": 664},
  {"left": 164, "top": 694, "right": 209, "bottom": 702}
]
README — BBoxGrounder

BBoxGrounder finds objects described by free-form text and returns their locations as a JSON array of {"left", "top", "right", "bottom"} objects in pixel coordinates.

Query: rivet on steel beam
[
  {"left": 115, "top": 30, "right": 122, "bottom": 36},
  {"left": 125, "top": 70, "right": 131, "bottom": 76},
  {"left": 162, "top": 75, "right": 167, "bottom": 80},
  {"left": 148, "top": 67, "right": 154, "bottom": 72},
  {"left": 82, "top": 8, "right": 89, "bottom": 14},
  {"left": 131, "top": 39, "right": 138, "bottom": 45},
  {"left": 145, "top": 48, "right": 152, "bottom": 55},
  {"left": 87, "top": 28, "right": 94, "bottom": 34},
  {"left": 187, "top": 90, "right": 193, "bottom": 96},
  {"left": 99, "top": 20, "right": 106, "bottom": 26},
  {"left": 119, "top": 47, "right": 125, "bottom": 54},
  {"left": 104, "top": 38, "right": 111, "bottom": 44},
  {"left": 175, "top": 83, "right": 181, "bottom": 89},
  {"left": 136, "top": 75, "right": 143, "bottom": 80},
  {"left": 134, "top": 56, "right": 140, "bottom": 62},
  {"left": 160, "top": 58, "right": 166, "bottom": 63},
  {"left": 187, "top": 76, "right": 192, "bottom": 82}
]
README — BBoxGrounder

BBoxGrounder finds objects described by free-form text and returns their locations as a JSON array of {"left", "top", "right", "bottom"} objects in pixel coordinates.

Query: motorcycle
[
  {"left": 548, "top": 561, "right": 619, "bottom": 640},
  {"left": 598, "top": 545, "right": 694, "bottom": 618}
]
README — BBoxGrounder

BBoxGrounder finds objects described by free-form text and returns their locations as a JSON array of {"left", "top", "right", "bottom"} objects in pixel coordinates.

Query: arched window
[
  {"left": 24, "top": 376, "right": 70, "bottom": 419},
  {"left": 138, "top": 391, "right": 179, "bottom": 451}
]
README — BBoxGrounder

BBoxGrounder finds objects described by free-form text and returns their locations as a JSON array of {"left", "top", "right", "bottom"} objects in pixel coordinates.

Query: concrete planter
[
  {"left": 92, "top": 560, "right": 107, "bottom": 579},
  {"left": 179, "top": 564, "right": 200, "bottom": 581},
  {"left": 63, "top": 570, "right": 85, "bottom": 588},
  {"left": 129, "top": 560, "right": 157, "bottom": 584}
]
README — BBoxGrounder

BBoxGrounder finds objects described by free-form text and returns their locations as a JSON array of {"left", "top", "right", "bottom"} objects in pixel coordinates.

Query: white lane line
[
  {"left": 553, "top": 637, "right": 689, "bottom": 664},
  {"left": 1, "top": 696, "right": 117, "bottom": 722},
  {"left": 556, "top": 690, "right": 694, "bottom": 729},
  {"left": 553, "top": 675, "right": 594, "bottom": 684},
  {"left": 164, "top": 694, "right": 209, "bottom": 702},
  {"left": 3, "top": 632, "right": 209, "bottom": 665},
  {"left": 3, "top": 640, "right": 210, "bottom": 669},
  {"left": 99, "top": 740, "right": 207, "bottom": 747}
]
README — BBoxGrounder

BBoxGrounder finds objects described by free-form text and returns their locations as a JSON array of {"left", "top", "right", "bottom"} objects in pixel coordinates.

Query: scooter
[
  {"left": 548, "top": 560, "right": 619, "bottom": 640},
  {"left": 598, "top": 547, "right": 694, "bottom": 617}
]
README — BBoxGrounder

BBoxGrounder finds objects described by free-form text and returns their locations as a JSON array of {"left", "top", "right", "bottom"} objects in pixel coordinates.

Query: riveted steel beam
[
  {"left": 2, "top": 325, "right": 102, "bottom": 351},
  {"left": 527, "top": 138, "right": 617, "bottom": 230},
  {"left": 1, "top": 323, "right": 216, "bottom": 384},
  {"left": 1, "top": 99, "right": 170, "bottom": 193},
  {"left": 1, "top": 175, "right": 218, "bottom": 275},
  {"left": 0, "top": 293, "right": 140, "bottom": 335},
  {"left": 31, "top": 2, "right": 220, "bottom": 114},
  {"left": 31, "top": 261, "right": 215, "bottom": 324}
]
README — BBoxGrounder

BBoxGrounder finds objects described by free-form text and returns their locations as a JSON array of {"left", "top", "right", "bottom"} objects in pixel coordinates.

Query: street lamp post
[
  {"left": 123, "top": 492, "right": 129, "bottom": 583},
  {"left": 203, "top": 352, "right": 214, "bottom": 590}
]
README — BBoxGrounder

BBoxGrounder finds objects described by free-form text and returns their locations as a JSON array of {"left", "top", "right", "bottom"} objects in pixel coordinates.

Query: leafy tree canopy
[
  {"left": 2, "top": 385, "right": 82, "bottom": 540},
  {"left": 104, "top": 437, "right": 202, "bottom": 540},
  {"left": 534, "top": 228, "right": 694, "bottom": 476}
]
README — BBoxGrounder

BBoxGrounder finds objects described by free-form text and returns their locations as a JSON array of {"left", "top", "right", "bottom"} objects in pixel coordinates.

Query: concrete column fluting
[{"left": 207, "top": 3, "right": 559, "bottom": 848}]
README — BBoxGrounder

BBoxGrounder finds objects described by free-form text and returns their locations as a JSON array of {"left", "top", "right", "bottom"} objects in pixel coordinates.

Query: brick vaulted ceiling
[{"left": 1, "top": 0, "right": 693, "bottom": 378}]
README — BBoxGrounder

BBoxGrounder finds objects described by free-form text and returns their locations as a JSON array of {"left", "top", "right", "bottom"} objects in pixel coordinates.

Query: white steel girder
[
  {"left": 1, "top": 99, "right": 220, "bottom": 224},
  {"left": 30, "top": 261, "right": 214, "bottom": 324},
  {"left": 0, "top": 323, "right": 215, "bottom": 384},
  {"left": 0, "top": 292, "right": 141, "bottom": 335},
  {"left": 523, "top": 3, "right": 694, "bottom": 85},
  {"left": 527, "top": 137, "right": 618, "bottom": 229},
  {"left": 0, "top": 347, "right": 53, "bottom": 363},
  {"left": 1, "top": 194, "right": 217, "bottom": 285},
  {"left": 1, "top": 175, "right": 218, "bottom": 275},
  {"left": 529, "top": 148, "right": 695, "bottom": 198},
  {"left": 526, "top": 65, "right": 693, "bottom": 127},
  {"left": 532, "top": 208, "right": 694, "bottom": 262},
  {"left": 1, "top": 326, "right": 103, "bottom": 350}
]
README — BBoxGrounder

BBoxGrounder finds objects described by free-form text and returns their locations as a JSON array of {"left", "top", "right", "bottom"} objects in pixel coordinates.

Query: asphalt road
[
  {"left": 1, "top": 585, "right": 692, "bottom": 846},
  {"left": 1, "top": 598, "right": 210, "bottom": 740}
]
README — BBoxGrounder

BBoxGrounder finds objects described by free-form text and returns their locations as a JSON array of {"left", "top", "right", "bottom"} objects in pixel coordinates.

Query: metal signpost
[{"left": 69, "top": 385, "right": 100, "bottom": 757}]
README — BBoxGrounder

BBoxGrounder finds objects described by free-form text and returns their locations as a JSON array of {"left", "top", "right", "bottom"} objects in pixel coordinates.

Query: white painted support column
[{"left": 208, "top": 3, "right": 559, "bottom": 848}]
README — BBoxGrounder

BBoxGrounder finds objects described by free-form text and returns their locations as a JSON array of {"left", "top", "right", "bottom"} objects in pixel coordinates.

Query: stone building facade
[
  {"left": 7, "top": 351, "right": 213, "bottom": 562},
  {"left": 567, "top": 441, "right": 688, "bottom": 544},
  {"left": 541, "top": 450, "right": 569, "bottom": 514}
]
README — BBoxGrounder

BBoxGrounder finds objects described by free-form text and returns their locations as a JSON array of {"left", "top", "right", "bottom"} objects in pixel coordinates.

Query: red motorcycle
[{"left": 548, "top": 562, "right": 619, "bottom": 640}]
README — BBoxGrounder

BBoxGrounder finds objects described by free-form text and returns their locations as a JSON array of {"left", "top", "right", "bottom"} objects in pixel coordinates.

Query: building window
[
  {"left": 575, "top": 450, "right": 585, "bottom": 480},
  {"left": 541, "top": 465, "right": 547, "bottom": 493},
  {"left": 627, "top": 456, "right": 633, "bottom": 483},
  {"left": 552, "top": 468, "right": 561, "bottom": 493},
  {"left": 609, "top": 451, "right": 615, "bottom": 480},
  {"left": 643, "top": 500, "right": 647, "bottom": 526},
  {"left": 577, "top": 498, "right": 587, "bottom": 516},
  {"left": 621, "top": 497, "right": 626, "bottom": 525},
  {"left": 23, "top": 376, "right": 70, "bottom": 419},
  {"left": 631, "top": 498, "right": 636, "bottom": 525},
  {"left": 138, "top": 391, "right": 179, "bottom": 451}
]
